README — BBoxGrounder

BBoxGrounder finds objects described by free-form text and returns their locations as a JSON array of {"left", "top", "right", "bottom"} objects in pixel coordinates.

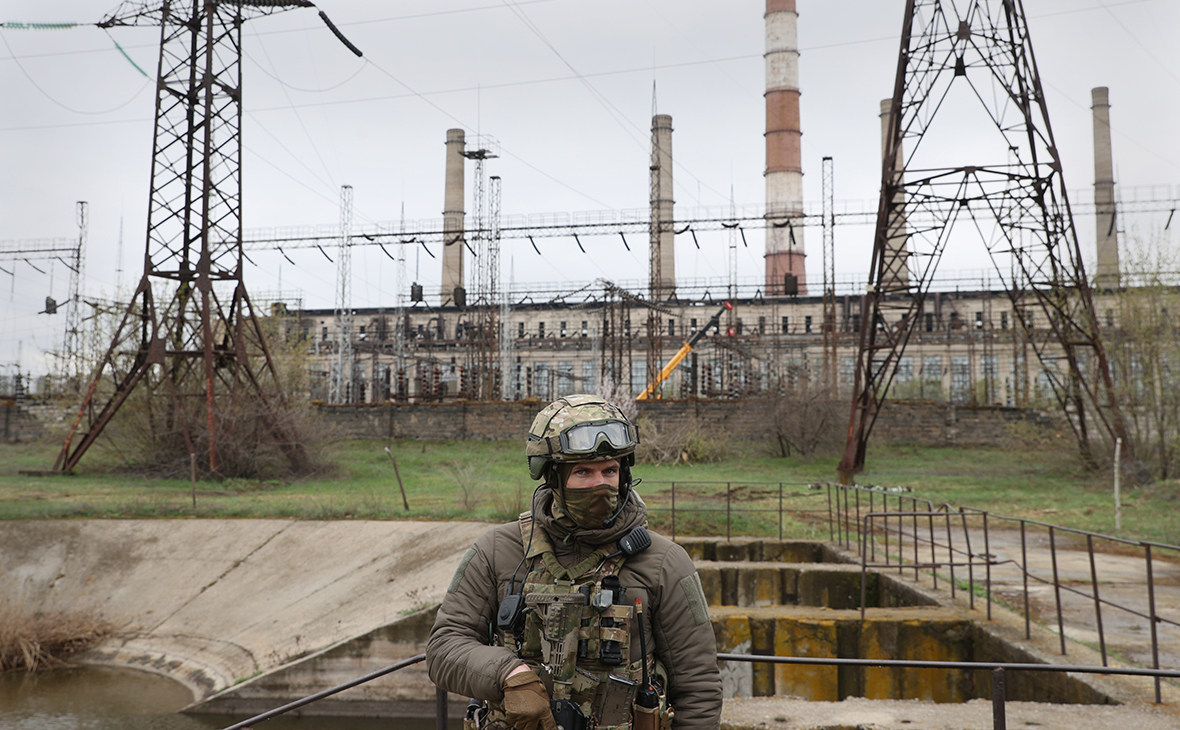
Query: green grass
[{"left": 2, "top": 438, "right": 1178, "bottom": 545}]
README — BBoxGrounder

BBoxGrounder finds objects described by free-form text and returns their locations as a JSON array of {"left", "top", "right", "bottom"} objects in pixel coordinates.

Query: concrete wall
[{"left": 315, "top": 399, "right": 1062, "bottom": 447}]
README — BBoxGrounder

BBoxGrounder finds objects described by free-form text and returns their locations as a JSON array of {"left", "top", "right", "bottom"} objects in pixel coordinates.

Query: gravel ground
[{"left": 720, "top": 696, "right": 1180, "bottom": 730}]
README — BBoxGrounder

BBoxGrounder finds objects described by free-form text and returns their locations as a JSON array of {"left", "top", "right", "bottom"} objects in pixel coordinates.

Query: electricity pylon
[
  {"left": 838, "top": 0, "right": 1129, "bottom": 481},
  {"left": 56, "top": 0, "right": 360, "bottom": 473}
]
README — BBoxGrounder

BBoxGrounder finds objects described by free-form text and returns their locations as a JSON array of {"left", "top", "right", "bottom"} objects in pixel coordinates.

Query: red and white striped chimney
[{"left": 764, "top": 0, "right": 805, "bottom": 296}]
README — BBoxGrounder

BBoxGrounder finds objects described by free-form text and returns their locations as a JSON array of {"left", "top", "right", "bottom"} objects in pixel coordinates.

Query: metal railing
[
  {"left": 825, "top": 482, "right": 1180, "bottom": 703},
  {"left": 217, "top": 652, "right": 1180, "bottom": 730},
  {"left": 638, "top": 479, "right": 829, "bottom": 541}
]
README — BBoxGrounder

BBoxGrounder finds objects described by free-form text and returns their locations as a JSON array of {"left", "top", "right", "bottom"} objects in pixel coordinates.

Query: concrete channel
[{"left": 2, "top": 521, "right": 1178, "bottom": 728}]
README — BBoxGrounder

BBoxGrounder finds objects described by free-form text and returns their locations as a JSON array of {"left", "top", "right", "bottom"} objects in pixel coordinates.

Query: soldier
[{"left": 427, "top": 394, "right": 722, "bottom": 730}]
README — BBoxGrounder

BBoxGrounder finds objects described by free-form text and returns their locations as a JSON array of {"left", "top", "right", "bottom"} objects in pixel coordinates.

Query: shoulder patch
[
  {"left": 679, "top": 572, "right": 709, "bottom": 626},
  {"left": 447, "top": 547, "right": 478, "bottom": 593}
]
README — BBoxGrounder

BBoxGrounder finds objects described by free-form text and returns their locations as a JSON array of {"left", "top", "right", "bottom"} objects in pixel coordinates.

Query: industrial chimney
[
  {"left": 441, "top": 128, "right": 466, "bottom": 305},
  {"left": 1092, "top": 87, "right": 1119, "bottom": 289},
  {"left": 650, "top": 114, "right": 675, "bottom": 300},
  {"left": 764, "top": 0, "right": 805, "bottom": 296}
]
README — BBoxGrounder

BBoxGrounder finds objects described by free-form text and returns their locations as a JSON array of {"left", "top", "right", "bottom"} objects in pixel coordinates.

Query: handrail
[
  {"left": 219, "top": 653, "right": 425, "bottom": 730},
  {"left": 716, "top": 652, "right": 1180, "bottom": 677},
  {"left": 218, "top": 651, "right": 1180, "bottom": 730}
]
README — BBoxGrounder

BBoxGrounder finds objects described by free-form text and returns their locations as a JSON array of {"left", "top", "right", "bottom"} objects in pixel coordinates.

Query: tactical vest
[{"left": 480, "top": 512, "right": 674, "bottom": 730}]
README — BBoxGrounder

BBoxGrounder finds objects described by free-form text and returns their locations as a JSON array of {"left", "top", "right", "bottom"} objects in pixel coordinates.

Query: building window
[
  {"left": 922, "top": 356, "right": 943, "bottom": 399},
  {"left": 581, "top": 360, "right": 596, "bottom": 393},
  {"left": 949, "top": 312, "right": 960, "bottom": 330},
  {"left": 925, "top": 313, "right": 935, "bottom": 332},
  {"left": 951, "top": 355, "right": 971, "bottom": 403},
  {"left": 781, "top": 316, "right": 789, "bottom": 334},
  {"left": 735, "top": 318, "right": 743, "bottom": 335},
  {"left": 539, "top": 322, "right": 546, "bottom": 338},
  {"left": 1105, "top": 309, "right": 1114, "bottom": 328},
  {"left": 630, "top": 360, "right": 647, "bottom": 396},
  {"left": 758, "top": 316, "right": 766, "bottom": 334},
  {"left": 805, "top": 315, "right": 813, "bottom": 333},
  {"left": 560, "top": 321, "right": 567, "bottom": 338},
  {"left": 896, "top": 356, "right": 914, "bottom": 384},
  {"left": 322, "top": 326, "right": 328, "bottom": 341},
  {"left": 518, "top": 321, "right": 525, "bottom": 338},
  {"left": 558, "top": 360, "right": 574, "bottom": 395},
  {"left": 1000, "top": 311, "right": 1008, "bottom": 330},
  {"left": 581, "top": 320, "right": 588, "bottom": 337},
  {"left": 851, "top": 314, "right": 861, "bottom": 333},
  {"left": 690, "top": 318, "right": 698, "bottom": 334},
  {"left": 668, "top": 319, "right": 675, "bottom": 337},
  {"left": 975, "top": 312, "right": 983, "bottom": 329}
]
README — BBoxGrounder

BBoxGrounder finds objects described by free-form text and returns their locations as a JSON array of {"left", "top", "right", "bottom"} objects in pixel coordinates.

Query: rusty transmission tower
[
  {"left": 56, "top": 0, "right": 360, "bottom": 473},
  {"left": 838, "top": 0, "right": 1129, "bottom": 480}
]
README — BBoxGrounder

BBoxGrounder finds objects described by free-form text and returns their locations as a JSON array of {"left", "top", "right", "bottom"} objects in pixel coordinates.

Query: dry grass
[{"left": 0, "top": 599, "right": 112, "bottom": 672}]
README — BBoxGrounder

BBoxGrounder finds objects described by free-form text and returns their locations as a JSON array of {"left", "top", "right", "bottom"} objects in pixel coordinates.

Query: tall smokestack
[
  {"left": 1091, "top": 87, "right": 1119, "bottom": 288},
  {"left": 441, "top": 128, "right": 466, "bottom": 305},
  {"left": 765, "top": 0, "right": 805, "bottom": 296},
  {"left": 879, "top": 98, "right": 910, "bottom": 289},
  {"left": 650, "top": 114, "right": 675, "bottom": 300}
]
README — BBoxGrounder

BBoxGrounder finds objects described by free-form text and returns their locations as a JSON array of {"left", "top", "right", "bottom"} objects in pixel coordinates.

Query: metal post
[
  {"left": 946, "top": 512, "right": 956, "bottom": 599},
  {"left": 929, "top": 510, "right": 938, "bottom": 591},
  {"left": 1146, "top": 545, "right": 1161, "bottom": 703},
  {"left": 961, "top": 510, "right": 975, "bottom": 610},
  {"left": 436, "top": 686, "right": 448, "bottom": 730},
  {"left": 1049, "top": 527, "right": 1066, "bottom": 655},
  {"left": 1020, "top": 521, "right": 1030, "bottom": 640},
  {"left": 726, "top": 483, "right": 731, "bottom": 541},
  {"left": 827, "top": 483, "right": 834, "bottom": 541},
  {"left": 671, "top": 482, "right": 676, "bottom": 542},
  {"left": 991, "top": 668, "right": 1007, "bottom": 730},
  {"left": 1087, "top": 535, "right": 1107, "bottom": 665},
  {"left": 774, "top": 478, "right": 783, "bottom": 542},
  {"left": 983, "top": 512, "right": 992, "bottom": 620}
]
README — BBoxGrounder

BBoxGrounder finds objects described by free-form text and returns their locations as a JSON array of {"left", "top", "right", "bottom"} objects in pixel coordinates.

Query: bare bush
[
  {"left": 595, "top": 374, "right": 638, "bottom": 423},
  {"left": 635, "top": 417, "right": 729, "bottom": 465},
  {"left": 0, "top": 600, "right": 112, "bottom": 672},
  {"left": 96, "top": 310, "right": 333, "bottom": 480},
  {"left": 759, "top": 378, "right": 844, "bottom": 459},
  {"left": 442, "top": 461, "right": 483, "bottom": 511}
]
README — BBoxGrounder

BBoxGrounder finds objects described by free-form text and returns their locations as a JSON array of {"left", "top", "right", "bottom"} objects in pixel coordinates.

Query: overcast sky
[{"left": 2, "top": 0, "right": 1178, "bottom": 375}]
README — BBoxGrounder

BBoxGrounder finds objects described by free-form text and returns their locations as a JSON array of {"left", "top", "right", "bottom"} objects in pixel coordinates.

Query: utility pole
[
  {"left": 56, "top": 1, "right": 360, "bottom": 473},
  {"left": 63, "top": 201, "right": 87, "bottom": 391},
  {"left": 837, "top": 0, "right": 1129, "bottom": 481},
  {"left": 330, "top": 184, "right": 354, "bottom": 404}
]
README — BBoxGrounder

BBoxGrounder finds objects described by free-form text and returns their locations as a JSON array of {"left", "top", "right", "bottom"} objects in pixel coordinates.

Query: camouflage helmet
[{"left": 526, "top": 394, "right": 639, "bottom": 481}]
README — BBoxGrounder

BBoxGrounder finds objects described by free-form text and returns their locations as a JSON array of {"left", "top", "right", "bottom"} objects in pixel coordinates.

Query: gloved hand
[{"left": 502, "top": 667, "right": 557, "bottom": 730}]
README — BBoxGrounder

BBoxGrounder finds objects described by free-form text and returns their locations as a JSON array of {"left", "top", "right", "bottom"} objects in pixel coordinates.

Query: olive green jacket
[{"left": 426, "top": 486, "right": 723, "bottom": 730}]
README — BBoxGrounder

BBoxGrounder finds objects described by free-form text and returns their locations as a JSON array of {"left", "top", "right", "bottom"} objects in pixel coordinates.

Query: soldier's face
[{"left": 564, "top": 459, "right": 620, "bottom": 490}]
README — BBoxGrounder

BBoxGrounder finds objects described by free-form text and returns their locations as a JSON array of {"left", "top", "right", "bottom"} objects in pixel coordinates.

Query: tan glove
[{"left": 502, "top": 668, "right": 557, "bottom": 730}]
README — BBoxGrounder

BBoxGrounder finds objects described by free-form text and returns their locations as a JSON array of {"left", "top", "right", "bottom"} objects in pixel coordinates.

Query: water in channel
[{"left": 1, "top": 665, "right": 459, "bottom": 730}]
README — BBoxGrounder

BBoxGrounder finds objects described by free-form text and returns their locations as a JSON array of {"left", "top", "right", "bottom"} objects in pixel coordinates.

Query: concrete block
[
  {"left": 779, "top": 568, "right": 800, "bottom": 604},
  {"left": 716, "top": 542, "right": 753, "bottom": 562},
  {"left": 860, "top": 619, "right": 973, "bottom": 702},
  {"left": 773, "top": 617, "right": 839, "bottom": 701},
  {"left": 697, "top": 564, "right": 722, "bottom": 607},
  {"left": 738, "top": 566, "right": 782, "bottom": 607}
]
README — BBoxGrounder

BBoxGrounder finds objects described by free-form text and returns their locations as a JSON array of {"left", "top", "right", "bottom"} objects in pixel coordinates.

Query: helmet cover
[{"left": 526, "top": 394, "right": 638, "bottom": 481}]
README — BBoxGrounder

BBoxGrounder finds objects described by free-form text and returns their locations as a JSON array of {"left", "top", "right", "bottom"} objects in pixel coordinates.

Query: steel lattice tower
[
  {"left": 63, "top": 201, "right": 88, "bottom": 389},
  {"left": 56, "top": 0, "right": 355, "bottom": 473},
  {"left": 329, "top": 185, "right": 354, "bottom": 404},
  {"left": 838, "top": 0, "right": 1129, "bottom": 480}
]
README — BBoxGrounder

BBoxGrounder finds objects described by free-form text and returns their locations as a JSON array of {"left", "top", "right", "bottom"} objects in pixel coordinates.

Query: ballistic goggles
[{"left": 555, "top": 419, "right": 638, "bottom": 457}]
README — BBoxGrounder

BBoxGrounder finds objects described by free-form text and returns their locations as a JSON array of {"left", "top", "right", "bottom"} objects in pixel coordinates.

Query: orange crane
[{"left": 637, "top": 301, "right": 732, "bottom": 401}]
